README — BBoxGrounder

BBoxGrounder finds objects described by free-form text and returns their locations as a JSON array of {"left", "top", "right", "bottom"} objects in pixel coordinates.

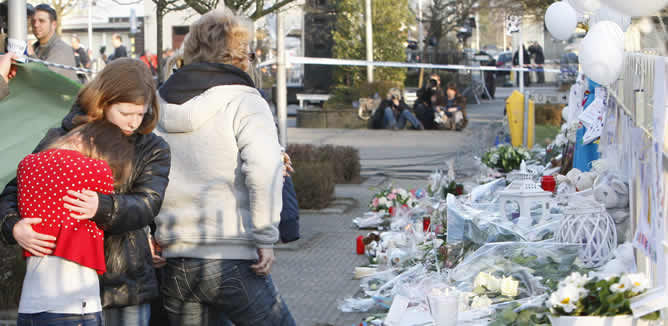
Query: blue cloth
[
  {"left": 573, "top": 78, "right": 600, "bottom": 172},
  {"left": 105, "top": 304, "right": 151, "bottom": 326},
  {"left": 162, "top": 258, "right": 296, "bottom": 326},
  {"left": 279, "top": 176, "right": 300, "bottom": 243},
  {"left": 18, "top": 312, "right": 103, "bottom": 326}
]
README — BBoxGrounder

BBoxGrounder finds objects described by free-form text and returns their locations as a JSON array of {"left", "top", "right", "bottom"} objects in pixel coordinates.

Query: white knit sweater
[{"left": 154, "top": 85, "right": 283, "bottom": 260}]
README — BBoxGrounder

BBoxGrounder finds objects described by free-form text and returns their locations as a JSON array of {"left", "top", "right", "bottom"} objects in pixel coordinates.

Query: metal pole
[
  {"left": 365, "top": 0, "right": 373, "bottom": 82},
  {"left": 518, "top": 22, "right": 524, "bottom": 94},
  {"left": 418, "top": 0, "right": 423, "bottom": 51},
  {"left": 88, "top": 0, "right": 93, "bottom": 55},
  {"left": 276, "top": 11, "right": 288, "bottom": 147},
  {"left": 523, "top": 91, "right": 529, "bottom": 147},
  {"left": 8, "top": 0, "right": 28, "bottom": 54},
  {"left": 475, "top": 12, "right": 480, "bottom": 50}
]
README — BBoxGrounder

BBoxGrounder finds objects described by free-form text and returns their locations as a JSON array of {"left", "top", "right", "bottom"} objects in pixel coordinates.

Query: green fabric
[{"left": 0, "top": 62, "right": 81, "bottom": 186}]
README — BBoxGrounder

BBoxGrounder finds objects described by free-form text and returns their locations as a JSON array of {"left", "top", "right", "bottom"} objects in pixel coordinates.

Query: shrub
[
  {"left": 291, "top": 160, "right": 335, "bottom": 209},
  {"left": 287, "top": 144, "right": 362, "bottom": 209}
]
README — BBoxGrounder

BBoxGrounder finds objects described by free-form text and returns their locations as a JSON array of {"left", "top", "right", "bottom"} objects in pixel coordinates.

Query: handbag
[{"left": 279, "top": 176, "right": 300, "bottom": 243}]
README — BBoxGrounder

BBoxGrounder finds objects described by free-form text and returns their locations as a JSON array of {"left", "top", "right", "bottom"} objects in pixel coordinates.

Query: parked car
[{"left": 495, "top": 51, "right": 513, "bottom": 77}]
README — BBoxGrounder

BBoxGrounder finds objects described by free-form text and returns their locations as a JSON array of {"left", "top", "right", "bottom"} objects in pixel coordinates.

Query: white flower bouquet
[
  {"left": 369, "top": 186, "right": 417, "bottom": 214},
  {"left": 481, "top": 145, "right": 532, "bottom": 173},
  {"left": 548, "top": 272, "right": 659, "bottom": 320}
]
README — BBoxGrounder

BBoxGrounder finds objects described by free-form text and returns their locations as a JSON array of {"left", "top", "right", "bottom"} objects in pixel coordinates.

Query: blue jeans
[
  {"left": 162, "top": 258, "right": 296, "bottom": 326},
  {"left": 383, "top": 107, "right": 421, "bottom": 129},
  {"left": 104, "top": 304, "right": 150, "bottom": 326},
  {"left": 17, "top": 312, "right": 103, "bottom": 326}
]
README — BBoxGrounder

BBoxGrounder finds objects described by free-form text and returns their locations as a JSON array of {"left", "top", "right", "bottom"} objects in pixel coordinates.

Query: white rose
[
  {"left": 626, "top": 273, "right": 650, "bottom": 293},
  {"left": 378, "top": 197, "right": 389, "bottom": 207},
  {"left": 473, "top": 272, "right": 491, "bottom": 289},
  {"left": 486, "top": 276, "right": 501, "bottom": 292},
  {"left": 549, "top": 284, "right": 583, "bottom": 313},
  {"left": 500, "top": 276, "right": 519, "bottom": 297},
  {"left": 470, "top": 295, "right": 493, "bottom": 309}
]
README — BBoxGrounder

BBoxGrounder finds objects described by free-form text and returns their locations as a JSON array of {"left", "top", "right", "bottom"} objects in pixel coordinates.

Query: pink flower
[
  {"left": 372, "top": 197, "right": 379, "bottom": 207},
  {"left": 387, "top": 193, "right": 397, "bottom": 200},
  {"left": 391, "top": 188, "right": 398, "bottom": 194}
]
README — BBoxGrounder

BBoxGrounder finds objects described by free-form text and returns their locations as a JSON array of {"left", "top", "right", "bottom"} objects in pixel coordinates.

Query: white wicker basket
[{"left": 556, "top": 201, "right": 617, "bottom": 268}]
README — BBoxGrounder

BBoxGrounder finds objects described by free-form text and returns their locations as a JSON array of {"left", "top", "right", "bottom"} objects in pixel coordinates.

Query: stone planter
[
  {"left": 548, "top": 315, "right": 650, "bottom": 326},
  {"left": 297, "top": 107, "right": 367, "bottom": 129}
]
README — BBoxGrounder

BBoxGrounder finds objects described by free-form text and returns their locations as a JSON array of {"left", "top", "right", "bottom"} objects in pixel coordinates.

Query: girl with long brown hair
[
  {"left": 0, "top": 58, "right": 171, "bottom": 326},
  {"left": 16, "top": 121, "right": 133, "bottom": 326}
]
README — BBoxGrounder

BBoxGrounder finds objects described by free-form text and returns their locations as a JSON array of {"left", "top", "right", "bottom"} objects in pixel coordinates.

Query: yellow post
[{"left": 505, "top": 90, "right": 534, "bottom": 148}]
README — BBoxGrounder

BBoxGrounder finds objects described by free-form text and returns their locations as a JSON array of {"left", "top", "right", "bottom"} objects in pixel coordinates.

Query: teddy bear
[{"left": 593, "top": 173, "right": 629, "bottom": 209}]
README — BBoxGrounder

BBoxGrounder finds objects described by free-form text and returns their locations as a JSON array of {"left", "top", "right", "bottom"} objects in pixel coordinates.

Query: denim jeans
[
  {"left": 162, "top": 258, "right": 296, "bottom": 326},
  {"left": 17, "top": 312, "right": 103, "bottom": 326},
  {"left": 104, "top": 304, "right": 151, "bottom": 326},
  {"left": 383, "top": 107, "right": 422, "bottom": 129}
]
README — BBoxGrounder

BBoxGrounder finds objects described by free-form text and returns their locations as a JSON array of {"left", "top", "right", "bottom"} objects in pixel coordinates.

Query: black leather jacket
[{"left": 0, "top": 105, "right": 171, "bottom": 308}]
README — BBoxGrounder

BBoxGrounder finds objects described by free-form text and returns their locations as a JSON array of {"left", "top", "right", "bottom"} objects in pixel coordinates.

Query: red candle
[
  {"left": 423, "top": 217, "right": 431, "bottom": 232},
  {"left": 541, "top": 176, "right": 556, "bottom": 193},
  {"left": 356, "top": 235, "right": 365, "bottom": 255}
]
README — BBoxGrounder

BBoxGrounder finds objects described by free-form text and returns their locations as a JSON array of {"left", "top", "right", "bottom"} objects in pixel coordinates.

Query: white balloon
[
  {"left": 604, "top": 0, "right": 668, "bottom": 17},
  {"left": 579, "top": 21, "right": 625, "bottom": 85},
  {"left": 568, "top": 0, "right": 601, "bottom": 13},
  {"left": 591, "top": 6, "right": 631, "bottom": 31},
  {"left": 545, "top": 2, "right": 578, "bottom": 40}
]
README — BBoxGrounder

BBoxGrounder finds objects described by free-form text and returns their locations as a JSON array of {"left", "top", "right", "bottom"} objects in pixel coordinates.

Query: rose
[
  {"left": 387, "top": 193, "right": 396, "bottom": 200},
  {"left": 471, "top": 295, "right": 493, "bottom": 309},
  {"left": 372, "top": 197, "right": 379, "bottom": 208},
  {"left": 500, "top": 276, "right": 519, "bottom": 297}
]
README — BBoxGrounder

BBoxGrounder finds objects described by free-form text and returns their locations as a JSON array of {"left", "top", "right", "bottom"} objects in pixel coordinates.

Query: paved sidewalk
[{"left": 272, "top": 95, "right": 509, "bottom": 325}]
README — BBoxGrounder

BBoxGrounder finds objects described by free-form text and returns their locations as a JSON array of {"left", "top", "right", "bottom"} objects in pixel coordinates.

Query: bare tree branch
[{"left": 250, "top": 0, "right": 292, "bottom": 20}]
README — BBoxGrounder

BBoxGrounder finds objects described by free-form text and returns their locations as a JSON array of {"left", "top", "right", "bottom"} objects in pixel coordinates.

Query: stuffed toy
[{"left": 593, "top": 173, "right": 629, "bottom": 209}]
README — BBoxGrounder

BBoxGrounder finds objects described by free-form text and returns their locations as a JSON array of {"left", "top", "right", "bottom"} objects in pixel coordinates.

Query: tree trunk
[{"left": 156, "top": 6, "right": 164, "bottom": 84}]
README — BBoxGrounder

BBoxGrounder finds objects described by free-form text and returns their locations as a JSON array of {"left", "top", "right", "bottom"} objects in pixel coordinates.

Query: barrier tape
[
  {"left": 258, "top": 56, "right": 563, "bottom": 73},
  {"left": 23, "top": 56, "right": 93, "bottom": 74}
]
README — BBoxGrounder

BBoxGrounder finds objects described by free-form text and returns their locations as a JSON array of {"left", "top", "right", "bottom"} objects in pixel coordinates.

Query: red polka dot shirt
[{"left": 17, "top": 149, "right": 115, "bottom": 275}]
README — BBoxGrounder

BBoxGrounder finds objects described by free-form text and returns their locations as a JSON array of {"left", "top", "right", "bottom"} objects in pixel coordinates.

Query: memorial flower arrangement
[
  {"left": 369, "top": 187, "right": 416, "bottom": 213},
  {"left": 548, "top": 272, "right": 659, "bottom": 319},
  {"left": 481, "top": 145, "right": 532, "bottom": 172}
]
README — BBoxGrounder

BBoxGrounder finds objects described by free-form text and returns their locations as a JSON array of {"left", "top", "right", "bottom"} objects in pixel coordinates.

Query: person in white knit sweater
[{"left": 153, "top": 10, "right": 295, "bottom": 326}]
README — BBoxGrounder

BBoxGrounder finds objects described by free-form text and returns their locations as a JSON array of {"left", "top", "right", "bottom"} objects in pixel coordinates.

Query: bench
[{"left": 296, "top": 93, "right": 331, "bottom": 109}]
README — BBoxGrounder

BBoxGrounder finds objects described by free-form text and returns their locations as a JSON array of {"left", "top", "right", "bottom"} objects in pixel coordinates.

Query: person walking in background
[
  {"left": 513, "top": 44, "right": 531, "bottom": 87},
  {"left": 529, "top": 41, "right": 545, "bottom": 84},
  {"left": 108, "top": 34, "right": 128, "bottom": 62},
  {"left": 154, "top": 10, "right": 295, "bottom": 326},
  {"left": 70, "top": 34, "right": 90, "bottom": 83},
  {"left": 0, "top": 58, "right": 171, "bottom": 326},
  {"left": 15, "top": 121, "right": 134, "bottom": 326},
  {"left": 29, "top": 4, "right": 77, "bottom": 80}
]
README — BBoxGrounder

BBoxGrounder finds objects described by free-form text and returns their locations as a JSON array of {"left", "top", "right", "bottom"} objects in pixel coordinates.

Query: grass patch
[{"left": 535, "top": 124, "right": 561, "bottom": 147}]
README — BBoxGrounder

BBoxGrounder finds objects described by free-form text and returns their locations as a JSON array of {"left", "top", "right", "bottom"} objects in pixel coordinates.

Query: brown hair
[
  {"left": 183, "top": 10, "right": 251, "bottom": 71},
  {"left": 46, "top": 120, "right": 135, "bottom": 189},
  {"left": 75, "top": 58, "right": 159, "bottom": 135},
  {"left": 446, "top": 82, "right": 458, "bottom": 93}
]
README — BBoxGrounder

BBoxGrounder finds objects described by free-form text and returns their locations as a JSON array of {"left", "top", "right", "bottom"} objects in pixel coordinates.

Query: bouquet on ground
[
  {"left": 549, "top": 272, "right": 659, "bottom": 319},
  {"left": 482, "top": 145, "right": 532, "bottom": 173},
  {"left": 369, "top": 187, "right": 417, "bottom": 214},
  {"left": 466, "top": 272, "right": 522, "bottom": 309}
]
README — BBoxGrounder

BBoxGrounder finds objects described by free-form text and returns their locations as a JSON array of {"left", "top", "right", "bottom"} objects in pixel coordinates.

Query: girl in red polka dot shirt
[{"left": 16, "top": 120, "right": 133, "bottom": 322}]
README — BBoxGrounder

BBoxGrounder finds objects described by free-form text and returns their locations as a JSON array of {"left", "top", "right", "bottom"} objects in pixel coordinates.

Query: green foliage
[
  {"left": 490, "top": 303, "right": 551, "bottom": 326},
  {"left": 481, "top": 145, "right": 532, "bottom": 173},
  {"left": 331, "top": 0, "right": 412, "bottom": 86}
]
